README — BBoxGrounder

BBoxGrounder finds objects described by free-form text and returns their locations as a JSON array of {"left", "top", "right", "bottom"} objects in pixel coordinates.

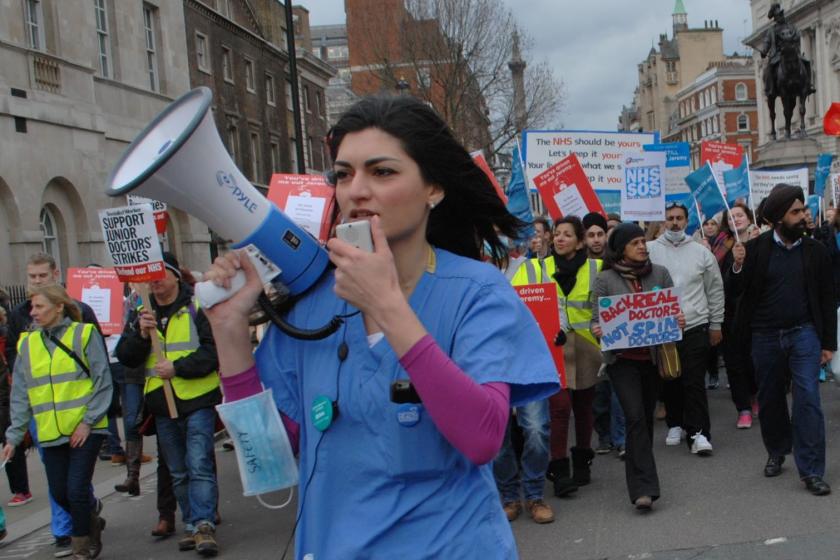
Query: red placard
[
  {"left": 268, "top": 174, "right": 336, "bottom": 244},
  {"left": 471, "top": 151, "right": 509, "bottom": 204},
  {"left": 515, "top": 283, "right": 566, "bottom": 388},
  {"left": 532, "top": 153, "right": 605, "bottom": 221},
  {"left": 66, "top": 268, "right": 125, "bottom": 335}
]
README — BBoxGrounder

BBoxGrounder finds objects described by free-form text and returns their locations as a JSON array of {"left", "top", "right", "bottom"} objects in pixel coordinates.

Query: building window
[
  {"left": 216, "top": 0, "right": 231, "bottom": 17},
  {"left": 227, "top": 123, "right": 238, "bottom": 164},
  {"left": 143, "top": 4, "right": 159, "bottom": 92},
  {"left": 711, "top": 87, "right": 717, "bottom": 104},
  {"left": 270, "top": 139, "right": 280, "bottom": 173},
  {"left": 737, "top": 113, "right": 749, "bottom": 131},
  {"left": 94, "top": 0, "right": 111, "bottom": 77},
  {"left": 245, "top": 59, "right": 255, "bottom": 92},
  {"left": 250, "top": 132, "right": 261, "bottom": 181},
  {"left": 316, "top": 90, "right": 323, "bottom": 117},
  {"left": 701, "top": 120, "right": 708, "bottom": 137},
  {"left": 308, "top": 137, "right": 316, "bottom": 169},
  {"left": 265, "top": 73, "right": 276, "bottom": 105},
  {"left": 222, "top": 46, "right": 233, "bottom": 83},
  {"left": 25, "top": 0, "right": 45, "bottom": 50},
  {"left": 195, "top": 32, "right": 210, "bottom": 73},
  {"left": 285, "top": 81, "right": 293, "bottom": 111},
  {"left": 735, "top": 82, "right": 748, "bottom": 101},
  {"left": 326, "top": 45, "right": 349, "bottom": 61},
  {"left": 40, "top": 207, "right": 61, "bottom": 271},
  {"left": 303, "top": 85, "right": 311, "bottom": 113},
  {"left": 290, "top": 137, "right": 299, "bottom": 171}
]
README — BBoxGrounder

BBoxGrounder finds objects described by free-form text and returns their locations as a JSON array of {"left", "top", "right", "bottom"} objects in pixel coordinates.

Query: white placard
[
  {"left": 81, "top": 287, "right": 111, "bottom": 324},
  {"left": 285, "top": 195, "right": 327, "bottom": 238},
  {"left": 750, "top": 168, "right": 809, "bottom": 205},
  {"left": 620, "top": 151, "right": 667, "bottom": 221}
]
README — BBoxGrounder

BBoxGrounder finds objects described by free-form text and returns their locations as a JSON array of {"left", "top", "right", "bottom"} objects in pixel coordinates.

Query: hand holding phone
[{"left": 335, "top": 221, "right": 374, "bottom": 252}]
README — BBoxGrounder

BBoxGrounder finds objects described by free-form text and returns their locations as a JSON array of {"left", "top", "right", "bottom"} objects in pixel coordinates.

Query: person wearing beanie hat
[
  {"left": 648, "top": 204, "right": 724, "bottom": 456},
  {"left": 582, "top": 212, "right": 608, "bottom": 259},
  {"left": 116, "top": 251, "right": 222, "bottom": 552},
  {"left": 591, "top": 224, "right": 685, "bottom": 511},
  {"left": 728, "top": 183, "right": 836, "bottom": 496}
]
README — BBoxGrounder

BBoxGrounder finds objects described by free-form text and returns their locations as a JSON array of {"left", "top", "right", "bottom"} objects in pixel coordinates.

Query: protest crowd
[{"left": 0, "top": 91, "right": 839, "bottom": 560}]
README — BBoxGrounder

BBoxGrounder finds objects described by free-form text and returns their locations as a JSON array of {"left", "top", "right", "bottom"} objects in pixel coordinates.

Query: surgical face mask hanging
[
  {"left": 215, "top": 389, "right": 298, "bottom": 509},
  {"left": 663, "top": 227, "right": 686, "bottom": 244}
]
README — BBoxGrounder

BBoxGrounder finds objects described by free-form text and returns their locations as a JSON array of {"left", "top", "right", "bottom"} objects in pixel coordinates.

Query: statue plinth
[{"left": 754, "top": 136, "right": 820, "bottom": 170}]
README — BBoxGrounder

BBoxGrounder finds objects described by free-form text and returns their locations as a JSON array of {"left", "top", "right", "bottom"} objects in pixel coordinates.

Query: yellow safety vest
[
  {"left": 510, "top": 257, "right": 603, "bottom": 347},
  {"left": 142, "top": 301, "right": 220, "bottom": 400},
  {"left": 17, "top": 322, "right": 108, "bottom": 443}
]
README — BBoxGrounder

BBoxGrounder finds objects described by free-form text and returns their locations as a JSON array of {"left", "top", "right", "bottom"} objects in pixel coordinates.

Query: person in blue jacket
[{"left": 204, "top": 95, "right": 560, "bottom": 559}]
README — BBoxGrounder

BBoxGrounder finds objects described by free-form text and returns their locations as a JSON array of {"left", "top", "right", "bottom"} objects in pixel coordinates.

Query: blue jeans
[
  {"left": 155, "top": 407, "right": 217, "bottom": 530},
  {"left": 41, "top": 434, "right": 104, "bottom": 537},
  {"left": 493, "top": 399, "right": 550, "bottom": 502},
  {"left": 30, "top": 419, "right": 72, "bottom": 538},
  {"left": 120, "top": 383, "right": 144, "bottom": 442},
  {"left": 751, "top": 324, "right": 825, "bottom": 478}
]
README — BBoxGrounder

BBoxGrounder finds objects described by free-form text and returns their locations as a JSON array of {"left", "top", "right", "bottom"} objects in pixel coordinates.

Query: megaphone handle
[
  {"left": 195, "top": 250, "right": 279, "bottom": 309},
  {"left": 136, "top": 284, "right": 180, "bottom": 420}
]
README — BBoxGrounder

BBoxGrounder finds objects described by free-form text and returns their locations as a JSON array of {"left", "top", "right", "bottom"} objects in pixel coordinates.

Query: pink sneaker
[
  {"left": 7, "top": 492, "right": 32, "bottom": 507},
  {"left": 737, "top": 412, "right": 752, "bottom": 429}
]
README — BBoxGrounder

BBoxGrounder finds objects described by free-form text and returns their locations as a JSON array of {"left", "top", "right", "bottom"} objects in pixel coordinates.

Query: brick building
[{"left": 664, "top": 58, "right": 759, "bottom": 168}]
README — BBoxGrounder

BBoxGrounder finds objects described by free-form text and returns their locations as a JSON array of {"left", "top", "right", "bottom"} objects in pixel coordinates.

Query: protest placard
[
  {"left": 723, "top": 157, "right": 750, "bottom": 206},
  {"left": 621, "top": 151, "right": 666, "bottom": 221},
  {"left": 595, "top": 190, "right": 621, "bottom": 215},
  {"left": 66, "top": 268, "right": 124, "bottom": 335},
  {"left": 749, "top": 168, "right": 808, "bottom": 205},
  {"left": 471, "top": 151, "right": 509, "bottom": 204},
  {"left": 701, "top": 141, "right": 744, "bottom": 195},
  {"left": 515, "top": 283, "right": 566, "bottom": 388},
  {"left": 831, "top": 174, "right": 840, "bottom": 208},
  {"left": 532, "top": 153, "right": 605, "bottom": 220},
  {"left": 523, "top": 130, "right": 658, "bottom": 193},
  {"left": 126, "top": 195, "right": 168, "bottom": 234},
  {"left": 268, "top": 174, "right": 336, "bottom": 244},
  {"left": 643, "top": 142, "right": 691, "bottom": 199},
  {"left": 99, "top": 204, "right": 166, "bottom": 283},
  {"left": 598, "top": 288, "right": 683, "bottom": 351}
]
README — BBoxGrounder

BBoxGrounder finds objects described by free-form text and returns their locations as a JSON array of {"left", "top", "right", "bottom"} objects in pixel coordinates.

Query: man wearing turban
[{"left": 728, "top": 184, "right": 836, "bottom": 496}]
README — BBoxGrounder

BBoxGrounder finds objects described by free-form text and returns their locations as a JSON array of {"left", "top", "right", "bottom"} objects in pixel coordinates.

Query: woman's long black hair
[{"left": 325, "top": 95, "right": 526, "bottom": 266}]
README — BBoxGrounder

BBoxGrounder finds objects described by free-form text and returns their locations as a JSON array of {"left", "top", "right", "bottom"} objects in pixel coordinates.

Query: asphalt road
[{"left": 1, "top": 373, "right": 840, "bottom": 559}]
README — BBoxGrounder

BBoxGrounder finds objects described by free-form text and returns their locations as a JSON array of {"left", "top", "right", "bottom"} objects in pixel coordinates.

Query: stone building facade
[
  {"left": 0, "top": 0, "right": 198, "bottom": 286},
  {"left": 664, "top": 58, "right": 760, "bottom": 169},
  {"left": 624, "top": 0, "right": 726, "bottom": 137}
]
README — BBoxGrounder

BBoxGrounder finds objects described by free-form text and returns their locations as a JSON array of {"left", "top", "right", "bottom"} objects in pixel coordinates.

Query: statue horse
[{"left": 766, "top": 27, "right": 812, "bottom": 140}]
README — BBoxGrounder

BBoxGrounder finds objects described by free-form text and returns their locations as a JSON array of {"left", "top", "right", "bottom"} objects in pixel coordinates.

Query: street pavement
[{"left": 1, "top": 373, "right": 840, "bottom": 559}]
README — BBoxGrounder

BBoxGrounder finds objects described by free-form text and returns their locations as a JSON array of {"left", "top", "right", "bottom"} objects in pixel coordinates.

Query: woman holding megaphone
[{"left": 204, "top": 95, "right": 560, "bottom": 558}]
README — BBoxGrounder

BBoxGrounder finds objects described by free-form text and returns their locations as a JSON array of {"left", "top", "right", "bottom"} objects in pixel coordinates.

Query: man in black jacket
[
  {"left": 729, "top": 184, "right": 836, "bottom": 496},
  {"left": 116, "top": 253, "right": 220, "bottom": 556}
]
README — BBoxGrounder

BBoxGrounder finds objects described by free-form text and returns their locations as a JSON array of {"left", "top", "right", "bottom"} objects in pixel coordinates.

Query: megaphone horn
[{"left": 105, "top": 87, "right": 329, "bottom": 305}]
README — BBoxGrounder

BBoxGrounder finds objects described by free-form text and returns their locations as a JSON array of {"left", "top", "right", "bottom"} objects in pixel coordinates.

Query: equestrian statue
[{"left": 758, "top": 3, "right": 816, "bottom": 140}]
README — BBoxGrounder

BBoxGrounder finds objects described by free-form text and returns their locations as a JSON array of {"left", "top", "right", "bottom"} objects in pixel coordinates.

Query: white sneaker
[
  {"left": 690, "top": 432, "right": 713, "bottom": 456},
  {"left": 665, "top": 426, "right": 683, "bottom": 446}
]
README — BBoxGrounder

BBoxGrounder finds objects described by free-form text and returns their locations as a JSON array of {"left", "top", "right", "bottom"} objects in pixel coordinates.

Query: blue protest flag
[
  {"left": 815, "top": 153, "right": 834, "bottom": 197},
  {"left": 505, "top": 145, "right": 535, "bottom": 240},
  {"left": 684, "top": 163, "right": 727, "bottom": 219},
  {"left": 723, "top": 157, "right": 750, "bottom": 206},
  {"left": 806, "top": 194, "right": 820, "bottom": 220}
]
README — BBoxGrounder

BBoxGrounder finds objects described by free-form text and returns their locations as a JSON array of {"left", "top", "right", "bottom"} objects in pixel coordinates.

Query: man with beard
[
  {"left": 582, "top": 213, "right": 608, "bottom": 259},
  {"left": 730, "top": 184, "right": 836, "bottom": 495},
  {"left": 648, "top": 203, "right": 724, "bottom": 456}
]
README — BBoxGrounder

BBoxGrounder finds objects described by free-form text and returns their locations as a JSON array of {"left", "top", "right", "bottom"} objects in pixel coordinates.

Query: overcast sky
[{"left": 296, "top": 0, "right": 754, "bottom": 130}]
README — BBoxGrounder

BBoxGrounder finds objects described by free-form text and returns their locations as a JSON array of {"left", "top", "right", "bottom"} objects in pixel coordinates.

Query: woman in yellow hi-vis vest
[
  {"left": 2, "top": 285, "right": 112, "bottom": 559},
  {"left": 545, "top": 216, "right": 603, "bottom": 498}
]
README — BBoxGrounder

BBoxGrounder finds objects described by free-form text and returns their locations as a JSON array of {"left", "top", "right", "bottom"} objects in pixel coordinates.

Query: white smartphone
[{"left": 335, "top": 221, "right": 374, "bottom": 252}]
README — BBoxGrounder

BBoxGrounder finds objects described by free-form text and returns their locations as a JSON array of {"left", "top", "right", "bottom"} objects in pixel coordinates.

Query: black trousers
[
  {"left": 608, "top": 358, "right": 661, "bottom": 503},
  {"left": 663, "top": 325, "right": 712, "bottom": 445},
  {"left": 722, "top": 317, "right": 756, "bottom": 413},
  {"left": 593, "top": 380, "right": 612, "bottom": 445}
]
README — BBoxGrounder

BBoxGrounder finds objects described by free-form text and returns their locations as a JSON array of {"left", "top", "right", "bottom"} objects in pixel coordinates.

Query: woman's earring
[{"left": 428, "top": 201, "right": 436, "bottom": 210}]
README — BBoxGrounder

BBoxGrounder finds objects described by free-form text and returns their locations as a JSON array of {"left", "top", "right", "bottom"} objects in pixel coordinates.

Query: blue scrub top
[{"left": 256, "top": 248, "right": 559, "bottom": 559}]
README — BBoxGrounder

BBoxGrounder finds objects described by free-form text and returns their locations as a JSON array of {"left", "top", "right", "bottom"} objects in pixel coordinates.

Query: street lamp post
[{"left": 395, "top": 76, "right": 410, "bottom": 95}]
